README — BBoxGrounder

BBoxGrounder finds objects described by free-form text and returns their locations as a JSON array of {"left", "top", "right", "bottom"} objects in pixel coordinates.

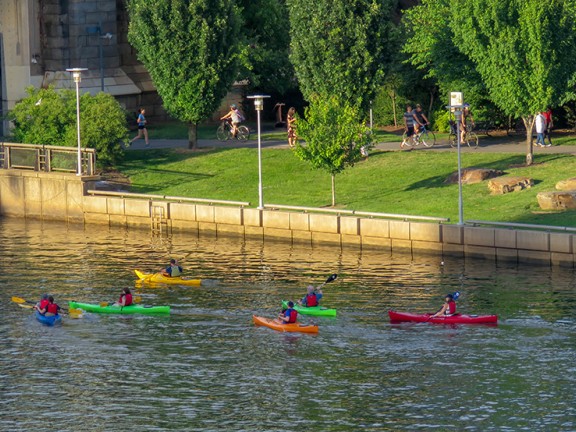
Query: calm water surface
[{"left": 1, "top": 219, "right": 575, "bottom": 431}]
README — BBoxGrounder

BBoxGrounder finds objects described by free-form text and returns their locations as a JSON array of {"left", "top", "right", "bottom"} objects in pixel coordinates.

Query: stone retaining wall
[{"left": 0, "top": 170, "right": 573, "bottom": 267}]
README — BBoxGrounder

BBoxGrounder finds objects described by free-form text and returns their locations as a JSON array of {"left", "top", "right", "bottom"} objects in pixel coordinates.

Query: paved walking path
[{"left": 128, "top": 131, "right": 576, "bottom": 155}]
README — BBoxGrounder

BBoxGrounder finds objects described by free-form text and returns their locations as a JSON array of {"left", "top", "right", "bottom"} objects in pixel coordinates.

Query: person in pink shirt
[{"left": 542, "top": 107, "right": 554, "bottom": 146}]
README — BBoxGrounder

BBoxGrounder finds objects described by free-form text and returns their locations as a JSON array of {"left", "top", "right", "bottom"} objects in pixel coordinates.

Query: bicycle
[
  {"left": 216, "top": 120, "right": 250, "bottom": 142},
  {"left": 449, "top": 120, "right": 479, "bottom": 149},
  {"left": 401, "top": 124, "right": 436, "bottom": 149}
]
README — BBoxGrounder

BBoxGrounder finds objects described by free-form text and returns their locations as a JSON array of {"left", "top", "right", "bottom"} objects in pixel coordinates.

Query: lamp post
[
  {"left": 86, "top": 23, "right": 113, "bottom": 92},
  {"left": 66, "top": 68, "right": 88, "bottom": 176},
  {"left": 247, "top": 95, "right": 270, "bottom": 209},
  {"left": 447, "top": 91, "right": 464, "bottom": 225}
]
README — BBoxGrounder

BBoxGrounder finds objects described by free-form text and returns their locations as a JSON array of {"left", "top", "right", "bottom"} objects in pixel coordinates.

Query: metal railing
[
  {"left": 87, "top": 189, "right": 250, "bottom": 207},
  {"left": 264, "top": 203, "right": 449, "bottom": 223},
  {"left": 0, "top": 142, "right": 96, "bottom": 175},
  {"left": 466, "top": 220, "right": 576, "bottom": 233}
]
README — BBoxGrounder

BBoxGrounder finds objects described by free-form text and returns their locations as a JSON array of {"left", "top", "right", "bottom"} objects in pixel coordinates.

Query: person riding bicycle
[
  {"left": 413, "top": 104, "right": 429, "bottom": 134},
  {"left": 220, "top": 104, "right": 245, "bottom": 139},
  {"left": 460, "top": 103, "right": 475, "bottom": 144}
]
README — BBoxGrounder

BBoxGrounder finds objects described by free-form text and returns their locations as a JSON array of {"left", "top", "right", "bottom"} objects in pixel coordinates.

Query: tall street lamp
[
  {"left": 447, "top": 91, "right": 464, "bottom": 225},
  {"left": 66, "top": 67, "right": 88, "bottom": 176},
  {"left": 247, "top": 95, "right": 270, "bottom": 210}
]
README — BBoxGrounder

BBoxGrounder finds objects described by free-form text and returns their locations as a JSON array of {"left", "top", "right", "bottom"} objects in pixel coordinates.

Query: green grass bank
[{"left": 116, "top": 146, "right": 576, "bottom": 227}]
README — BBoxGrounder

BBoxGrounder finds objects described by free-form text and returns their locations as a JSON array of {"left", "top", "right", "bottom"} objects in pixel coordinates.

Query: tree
[
  {"left": 450, "top": 0, "right": 576, "bottom": 164},
  {"left": 8, "top": 86, "right": 128, "bottom": 167},
  {"left": 128, "top": 0, "right": 242, "bottom": 149},
  {"left": 404, "top": 0, "right": 576, "bottom": 165},
  {"left": 294, "top": 96, "right": 372, "bottom": 206},
  {"left": 237, "top": 0, "right": 295, "bottom": 96},
  {"left": 287, "top": 0, "right": 397, "bottom": 111}
]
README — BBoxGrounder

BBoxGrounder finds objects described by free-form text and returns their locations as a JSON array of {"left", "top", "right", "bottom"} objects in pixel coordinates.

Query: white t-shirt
[{"left": 535, "top": 113, "right": 546, "bottom": 134}]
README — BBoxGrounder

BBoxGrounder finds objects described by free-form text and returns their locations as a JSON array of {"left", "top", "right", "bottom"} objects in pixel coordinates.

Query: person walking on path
[
  {"left": 287, "top": 107, "right": 297, "bottom": 148},
  {"left": 535, "top": 111, "right": 549, "bottom": 147},
  {"left": 401, "top": 105, "right": 416, "bottom": 148},
  {"left": 130, "top": 108, "right": 149, "bottom": 146},
  {"left": 543, "top": 107, "right": 554, "bottom": 146}
]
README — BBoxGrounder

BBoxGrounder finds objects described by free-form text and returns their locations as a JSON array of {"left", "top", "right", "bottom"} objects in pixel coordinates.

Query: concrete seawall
[{"left": 0, "top": 170, "right": 574, "bottom": 267}]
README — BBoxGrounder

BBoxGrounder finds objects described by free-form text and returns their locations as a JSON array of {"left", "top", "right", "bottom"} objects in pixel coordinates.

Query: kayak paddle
[
  {"left": 317, "top": 273, "right": 338, "bottom": 290},
  {"left": 12, "top": 296, "right": 82, "bottom": 318},
  {"left": 99, "top": 296, "right": 142, "bottom": 308}
]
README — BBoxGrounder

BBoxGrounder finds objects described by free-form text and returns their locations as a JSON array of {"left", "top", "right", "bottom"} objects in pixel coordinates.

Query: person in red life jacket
[
  {"left": 116, "top": 288, "right": 133, "bottom": 307},
  {"left": 161, "top": 259, "right": 183, "bottom": 277},
  {"left": 430, "top": 293, "right": 457, "bottom": 317},
  {"left": 277, "top": 301, "right": 298, "bottom": 324},
  {"left": 39, "top": 295, "right": 61, "bottom": 317},
  {"left": 298, "top": 285, "right": 323, "bottom": 307},
  {"left": 34, "top": 293, "right": 50, "bottom": 312}
]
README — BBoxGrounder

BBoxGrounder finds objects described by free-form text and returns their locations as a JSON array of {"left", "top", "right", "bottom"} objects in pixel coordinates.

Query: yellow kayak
[{"left": 134, "top": 269, "right": 202, "bottom": 286}]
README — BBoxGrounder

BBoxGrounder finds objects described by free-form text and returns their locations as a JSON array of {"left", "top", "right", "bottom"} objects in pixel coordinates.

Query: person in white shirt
[{"left": 535, "top": 112, "right": 549, "bottom": 147}]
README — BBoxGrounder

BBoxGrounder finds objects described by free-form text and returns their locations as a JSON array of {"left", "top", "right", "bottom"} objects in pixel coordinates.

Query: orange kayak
[{"left": 252, "top": 315, "right": 319, "bottom": 334}]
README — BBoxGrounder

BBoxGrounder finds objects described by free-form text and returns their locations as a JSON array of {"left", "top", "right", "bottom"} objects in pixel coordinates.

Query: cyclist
[
  {"left": 413, "top": 104, "right": 430, "bottom": 134},
  {"left": 220, "top": 104, "right": 244, "bottom": 139},
  {"left": 460, "top": 103, "right": 474, "bottom": 144},
  {"left": 402, "top": 105, "right": 416, "bottom": 147}
]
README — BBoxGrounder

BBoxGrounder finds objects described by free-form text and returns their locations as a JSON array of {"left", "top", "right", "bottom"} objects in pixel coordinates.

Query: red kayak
[{"left": 388, "top": 310, "right": 498, "bottom": 325}]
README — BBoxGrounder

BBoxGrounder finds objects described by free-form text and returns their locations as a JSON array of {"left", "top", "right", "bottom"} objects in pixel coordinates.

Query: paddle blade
[
  {"left": 325, "top": 274, "right": 338, "bottom": 283},
  {"left": 11, "top": 296, "right": 27, "bottom": 304},
  {"left": 18, "top": 303, "right": 34, "bottom": 309},
  {"left": 99, "top": 302, "right": 110, "bottom": 308},
  {"left": 453, "top": 291, "right": 461, "bottom": 301}
]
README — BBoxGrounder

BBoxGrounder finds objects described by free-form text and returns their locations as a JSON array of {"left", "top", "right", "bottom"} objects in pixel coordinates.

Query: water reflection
[{"left": 0, "top": 218, "right": 575, "bottom": 431}]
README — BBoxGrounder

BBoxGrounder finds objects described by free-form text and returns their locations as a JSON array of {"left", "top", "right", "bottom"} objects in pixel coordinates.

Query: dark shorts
[
  {"left": 138, "top": 125, "right": 146, "bottom": 130},
  {"left": 406, "top": 126, "right": 414, "bottom": 137}
]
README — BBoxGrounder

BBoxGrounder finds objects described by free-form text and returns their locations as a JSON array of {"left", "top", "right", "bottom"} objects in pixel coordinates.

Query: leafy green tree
[
  {"left": 128, "top": 0, "right": 242, "bottom": 149},
  {"left": 404, "top": 0, "right": 576, "bottom": 165},
  {"left": 450, "top": 0, "right": 576, "bottom": 164},
  {"left": 294, "top": 96, "right": 372, "bottom": 206},
  {"left": 287, "top": 0, "right": 397, "bottom": 111},
  {"left": 237, "top": 0, "right": 294, "bottom": 95},
  {"left": 8, "top": 86, "right": 128, "bottom": 167}
]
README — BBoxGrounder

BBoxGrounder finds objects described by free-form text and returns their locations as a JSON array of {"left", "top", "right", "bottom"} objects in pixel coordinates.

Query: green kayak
[
  {"left": 281, "top": 300, "right": 337, "bottom": 317},
  {"left": 69, "top": 301, "right": 170, "bottom": 315}
]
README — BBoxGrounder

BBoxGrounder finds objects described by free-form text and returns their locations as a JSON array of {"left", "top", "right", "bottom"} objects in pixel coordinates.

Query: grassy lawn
[{"left": 116, "top": 146, "right": 576, "bottom": 226}]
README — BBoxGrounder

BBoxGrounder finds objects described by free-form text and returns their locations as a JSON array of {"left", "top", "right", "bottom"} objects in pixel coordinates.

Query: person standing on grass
[
  {"left": 543, "top": 107, "right": 554, "bottom": 146},
  {"left": 535, "top": 111, "right": 549, "bottom": 147},
  {"left": 130, "top": 108, "right": 149, "bottom": 146}
]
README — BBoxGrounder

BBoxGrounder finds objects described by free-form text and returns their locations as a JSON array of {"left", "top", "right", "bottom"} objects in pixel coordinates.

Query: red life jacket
[
  {"left": 119, "top": 293, "right": 133, "bottom": 306},
  {"left": 447, "top": 300, "right": 456, "bottom": 315},
  {"left": 287, "top": 309, "right": 298, "bottom": 324},
  {"left": 46, "top": 303, "right": 59, "bottom": 314},
  {"left": 306, "top": 294, "right": 318, "bottom": 307},
  {"left": 39, "top": 299, "right": 50, "bottom": 309}
]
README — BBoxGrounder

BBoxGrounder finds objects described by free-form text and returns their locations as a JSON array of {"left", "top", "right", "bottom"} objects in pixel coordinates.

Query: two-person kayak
[
  {"left": 281, "top": 300, "right": 336, "bottom": 317},
  {"left": 69, "top": 301, "right": 170, "bottom": 315},
  {"left": 388, "top": 310, "right": 498, "bottom": 324},
  {"left": 134, "top": 270, "right": 201, "bottom": 286},
  {"left": 252, "top": 315, "right": 319, "bottom": 334},
  {"left": 35, "top": 311, "right": 62, "bottom": 326}
]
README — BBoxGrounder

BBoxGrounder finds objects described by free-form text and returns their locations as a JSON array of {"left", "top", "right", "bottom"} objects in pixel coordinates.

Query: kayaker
[
  {"left": 39, "top": 295, "right": 61, "bottom": 317},
  {"left": 277, "top": 301, "right": 298, "bottom": 324},
  {"left": 34, "top": 293, "right": 49, "bottom": 312},
  {"left": 161, "top": 259, "right": 183, "bottom": 277},
  {"left": 430, "top": 293, "right": 457, "bottom": 317},
  {"left": 116, "top": 288, "right": 133, "bottom": 307},
  {"left": 298, "top": 285, "right": 323, "bottom": 307}
]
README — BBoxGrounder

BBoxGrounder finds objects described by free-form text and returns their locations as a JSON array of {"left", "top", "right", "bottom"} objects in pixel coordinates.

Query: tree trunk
[
  {"left": 428, "top": 86, "right": 436, "bottom": 120},
  {"left": 188, "top": 122, "right": 198, "bottom": 150},
  {"left": 331, "top": 174, "right": 336, "bottom": 207},
  {"left": 390, "top": 90, "right": 397, "bottom": 127},
  {"left": 522, "top": 115, "right": 534, "bottom": 166}
]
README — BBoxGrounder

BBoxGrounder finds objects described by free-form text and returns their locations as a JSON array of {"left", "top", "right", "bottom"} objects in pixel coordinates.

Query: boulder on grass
[
  {"left": 445, "top": 168, "right": 504, "bottom": 185},
  {"left": 488, "top": 176, "right": 533, "bottom": 195},
  {"left": 537, "top": 191, "right": 576, "bottom": 210},
  {"left": 555, "top": 178, "right": 576, "bottom": 191}
]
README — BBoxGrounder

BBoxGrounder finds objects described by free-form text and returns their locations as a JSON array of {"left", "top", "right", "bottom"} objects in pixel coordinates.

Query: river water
[{"left": 1, "top": 218, "right": 575, "bottom": 431}]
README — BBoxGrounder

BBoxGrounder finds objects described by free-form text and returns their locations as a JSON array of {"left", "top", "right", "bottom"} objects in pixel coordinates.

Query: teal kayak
[
  {"left": 281, "top": 300, "right": 337, "bottom": 317},
  {"left": 69, "top": 301, "right": 170, "bottom": 315}
]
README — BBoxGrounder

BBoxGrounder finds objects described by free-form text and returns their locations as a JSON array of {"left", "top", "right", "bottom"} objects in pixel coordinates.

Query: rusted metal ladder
[{"left": 151, "top": 205, "right": 168, "bottom": 235}]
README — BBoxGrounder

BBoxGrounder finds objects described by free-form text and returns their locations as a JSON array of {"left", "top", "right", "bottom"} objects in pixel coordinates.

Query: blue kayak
[{"left": 35, "top": 311, "right": 62, "bottom": 326}]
